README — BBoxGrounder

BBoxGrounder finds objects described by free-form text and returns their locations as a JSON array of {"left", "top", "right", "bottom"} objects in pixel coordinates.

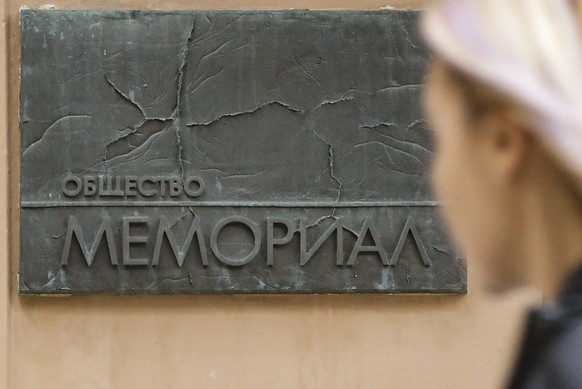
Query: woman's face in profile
[{"left": 424, "top": 61, "right": 522, "bottom": 291}]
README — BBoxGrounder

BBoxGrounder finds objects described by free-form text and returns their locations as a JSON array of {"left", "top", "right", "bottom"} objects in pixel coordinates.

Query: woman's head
[{"left": 422, "top": 0, "right": 582, "bottom": 293}]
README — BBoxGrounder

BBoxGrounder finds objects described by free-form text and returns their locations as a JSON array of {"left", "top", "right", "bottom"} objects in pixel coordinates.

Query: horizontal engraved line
[{"left": 20, "top": 200, "right": 439, "bottom": 208}]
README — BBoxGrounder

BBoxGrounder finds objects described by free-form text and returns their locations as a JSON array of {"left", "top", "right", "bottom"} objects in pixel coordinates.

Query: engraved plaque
[{"left": 19, "top": 10, "right": 466, "bottom": 294}]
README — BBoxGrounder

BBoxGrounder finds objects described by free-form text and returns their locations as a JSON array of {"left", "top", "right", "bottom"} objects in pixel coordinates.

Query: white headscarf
[{"left": 422, "top": 0, "right": 582, "bottom": 178}]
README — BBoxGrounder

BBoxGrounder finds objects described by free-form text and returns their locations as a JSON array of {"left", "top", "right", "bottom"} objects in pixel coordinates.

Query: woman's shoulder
[
  {"left": 523, "top": 313, "right": 582, "bottom": 388},
  {"left": 543, "top": 320, "right": 582, "bottom": 382}
]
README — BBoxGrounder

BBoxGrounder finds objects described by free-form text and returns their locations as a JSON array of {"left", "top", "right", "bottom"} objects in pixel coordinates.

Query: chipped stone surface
[{"left": 19, "top": 10, "right": 465, "bottom": 294}]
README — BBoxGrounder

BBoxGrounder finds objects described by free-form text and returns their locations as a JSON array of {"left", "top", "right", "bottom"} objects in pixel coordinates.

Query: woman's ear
[{"left": 478, "top": 110, "right": 532, "bottom": 184}]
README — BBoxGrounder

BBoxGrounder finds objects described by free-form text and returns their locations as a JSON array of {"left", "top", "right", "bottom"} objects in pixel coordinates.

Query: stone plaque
[{"left": 19, "top": 10, "right": 465, "bottom": 294}]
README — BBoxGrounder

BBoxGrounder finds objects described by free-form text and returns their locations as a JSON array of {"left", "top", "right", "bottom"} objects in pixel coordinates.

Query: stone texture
[{"left": 19, "top": 10, "right": 465, "bottom": 294}]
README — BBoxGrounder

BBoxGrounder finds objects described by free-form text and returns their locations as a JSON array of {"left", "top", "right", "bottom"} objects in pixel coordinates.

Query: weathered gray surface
[{"left": 19, "top": 10, "right": 465, "bottom": 294}]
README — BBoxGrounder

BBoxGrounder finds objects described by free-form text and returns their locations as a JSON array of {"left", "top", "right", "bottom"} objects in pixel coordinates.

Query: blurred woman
[{"left": 422, "top": 0, "right": 582, "bottom": 387}]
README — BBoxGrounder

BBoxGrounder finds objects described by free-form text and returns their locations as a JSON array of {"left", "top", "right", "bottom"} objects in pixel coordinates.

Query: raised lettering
[
  {"left": 390, "top": 217, "right": 431, "bottom": 267},
  {"left": 300, "top": 218, "right": 343, "bottom": 266},
  {"left": 158, "top": 177, "right": 168, "bottom": 197},
  {"left": 122, "top": 216, "right": 149, "bottom": 265},
  {"left": 184, "top": 176, "right": 205, "bottom": 197},
  {"left": 83, "top": 176, "right": 97, "bottom": 196},
  {"left": 266, "top": 217, "right": 295, "bottom": 266},
  {"left": 100, "top": 175, "right": 124, "bottom": 197},
  {"left": 152, "top": 214, "right": 209, "bottom": 267},
  {"left": 169, "top": 178, "right": 182, "bottom": 197},
  {"left": 61, "top": 215, "right": 118, "bottom": 266},
  {"left": 62, "top": 175, "right": 82, "bottom": 197},
  {"left": 138, "top": 176, "right": 157, "bottom": 197},
  {"left": 211, "top": 217, "right": 261, "bottom": 266},
  {"left": 347, "top": 217, "right": 389, "bottom": 266},
  {"left": 124, "top": 175, "right": 138, "bottom": 197}
]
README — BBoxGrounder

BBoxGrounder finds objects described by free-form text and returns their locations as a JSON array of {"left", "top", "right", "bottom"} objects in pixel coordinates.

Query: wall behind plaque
[{"left": 2, "top": 0, "right": 539, "bottom": 388}]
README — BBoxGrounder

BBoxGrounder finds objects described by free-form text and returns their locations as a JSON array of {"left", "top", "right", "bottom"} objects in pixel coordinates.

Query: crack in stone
[
  {"left": 343, "top": 225, "right": 360, "bottom": 237},
  {"left": 221, "top": 169, "right": 268, "bottom": 179},
  {"left": 307, "top": 215, "right": 337, "bottom": 229},
  {"left": 353, "top": 140, "right": 426, "bottom": 177},
  {"left": 404, "top": 119, "right": 427, "bottom": 131},
  {"left": 98, "top": 16, "right": 421, "bottom": 189},
  {"left": 399, "top": 13, "right": 421, "bottom": 50},
  {"left": 379, "top": 133, "right": 432, "bottom": 153},
  {"left": 36, "top": 248, "right": 55, "bottom": 261},
  {"left": 361, "top": 127, "right": 432, "bottom": 166},
  {"left": 359, "top": 118, "right": 428, "bottom": 133},
  {"left": 103, "top": 119, "right": 146, "bottom": 167},
  {"left": 197, "top": 272, "right": 278, "bottom": 290},
  {"left": 319, "top": 84, "right": 421, "bottom": 101},
  {"left": 101, "top": 20, "right": 196, "bottom": 171},
  {"left": 22, "top": 114, "right": 92, "bottom": 157},
  {"left": 186, "top": 42, "right": 252, "bottom": 93},
  {"left": 173, "top": 20, "right": 196, "bottom": 118},
  {"left": 433, "top": 246, "right": 451, "bottom": 256},
  {"left": 292, "top": 55, "right": 322, "bottom": 87},
  {"left": 375, "top": 163, "right": 422, "bottom": 177},
  {"left": 305, "top": 215, "right": 359, "bottom": 238},
  {"left": 187, "top": 67, "right": 225, "bottom": 95},
  {"left": 244, "top": 271, "right": 277, "bottom": 290},
  {"left": 103, "top": 73, "right": 150, "bottom": 120},
  {"left": 376, "top": 83, "right": 422, "bottom": 93},
  {"left": 313, "top": 131, "right": 342, "bottom": 202},
  {"left": 391, "top": 35, "right": 405, "bottom": 64},
  {"left": 92, "top": 123, "right": 171, "bottom": 172},
  {"left": 168, "top": 212, "right": 191, "bottom": 229},
  {"left": 169, "top": 21, "right": 196, "bottom": 180},
  {"left": 312, "top": 96, "right": 355, "bottom": 112},
  {"left": 186, "top": 101, "right": 304, "bottom": 127},
  {"left": 99, "top": 16, "right": 421, "bottom": 169},
  {"left": 359, "top": 122, "right": 398, "bottom": 131},
  {"left": 175, "top": 121, "right": 186, "bottom": 181},
  {"left": 158, "top": 276, "right": 192, "bottom": 284},
  {"left": 91, "top": 127, "right": 169, "bottom": 171},
  {"left": 191, "top": 15, "right": 243, "bottom": 47},
  {"left": 309, "top": 83, "right": 422, "bottom": 114},
  {"left": 40, "top": 273, "right": 59, "bottom": 289}
]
